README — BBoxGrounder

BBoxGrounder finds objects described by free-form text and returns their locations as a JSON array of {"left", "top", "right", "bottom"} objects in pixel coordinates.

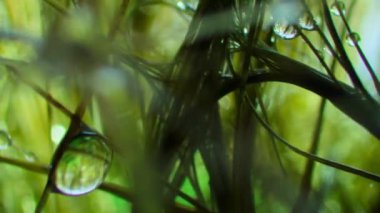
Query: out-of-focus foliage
[{"left": 0, "top": 0, "right": 379, "bottom": 212}]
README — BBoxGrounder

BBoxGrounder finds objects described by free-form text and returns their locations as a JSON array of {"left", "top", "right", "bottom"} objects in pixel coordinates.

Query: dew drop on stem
[
  {"left": 53, "top": 133, "right": 112, "bottom": 196},
  {"left": 23, "top": 151, "right": 38, "bottom": 162},
  {"left": 176, "top": 1, "right": 195, "bottom": 13},
  {"left": 330, "top": 1, "right": 346, "bottom": 16},
  {"left": 345, "top": 32, "right": 361, "bottom": 47},
  {"left": 228, "top": 39, "right": 240, "bottom": 50},
  {"left": 323, "top": 46, "right": 333, "bottom": 56},
  {"left": 298, "top": 13, "right": 316, "bottom": 31},
  {"left": 273, "top": 22, "right": 299, "bottom": 40}
]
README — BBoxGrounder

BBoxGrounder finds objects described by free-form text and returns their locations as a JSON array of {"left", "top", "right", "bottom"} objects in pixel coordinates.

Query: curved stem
[
  {"left": 246, "top": 95, "right": 380, "bottom": 182},
  {"left": 220, "top": 47, "right": 380, "bottom": 139}
]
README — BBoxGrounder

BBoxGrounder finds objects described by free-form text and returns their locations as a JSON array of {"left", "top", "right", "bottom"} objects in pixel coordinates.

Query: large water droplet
[
  {"left": 273, "top": 22, "right": 299, "bottom": 40},
  {"left": 53, "top": 133, "right": 112, "bottom": 195},
  {"left": 298, "top": 14, "right": 315, "bottom": 31},
  {"left": 345, "top": 32, "right": 361, "bottom": 47},
  {"left": 330, "top": 1, "right": 346, "bottom": 16},
  {"left": 0, "top": 130, "right": 12, "bottom": 150}
]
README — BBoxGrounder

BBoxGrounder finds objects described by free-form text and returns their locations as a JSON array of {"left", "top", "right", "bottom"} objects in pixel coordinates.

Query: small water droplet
[
  {"left": 345, "top": 32, "right": 360, "bottom": 47},
  {"left": 270, "top": 35, "right": 277, "bottom": 44},
  {"left": 0, "top": 130, "right": 12, "bottom": 150},
  {"left": 330, "top": 1, "right": 346, "bottom": 16},
  {"left": 323, "top": 47, "right": 333, "bottom": 56},
  {"left": 54, "top": 133, "right": 112, "bottom": 195},
  {"left": 23, "top": 151, "right": 38, "bottom": 162},
  {"left": 228, "top": 39, "right": 241, "bottom": 50},
  {"left": 298, "top": 14, "right": 315, "bottom": 31},
  {"left": 243, "top": 27, "right": 249, "bottom": 35},
  {"left": 273, "top": 22, "right": 299, "bottom": 40},
  {"left": 176, "top": 1, "right": 195, "bottom": 13},
  {"left": 176, "top": 1, "right": 187, "bottom": 10}
]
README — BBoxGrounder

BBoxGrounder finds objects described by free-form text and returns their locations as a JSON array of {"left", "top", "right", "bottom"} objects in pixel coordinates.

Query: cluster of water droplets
[
  {"left": 272, "top": 11, "right": 319, "bottom": 40},
  {"left": 272, "top": 1, "right": 361, "bottom": 48},
  {"left": 53, "top": 132, "right": 112, "bottom": 196}
]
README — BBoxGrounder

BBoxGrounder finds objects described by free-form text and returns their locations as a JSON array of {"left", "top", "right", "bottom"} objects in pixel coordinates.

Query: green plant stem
[
  {"left": 108, "top": 0, "right": 130, "bottom": 39},
  {"left": 257, "top": 96, "right": 287, "bottom": 175},
  {"left": 0, "top": 154, "right": 206, "bottom": 212},
  {"left": 0, "top": 155, "right": 50, "bottom": 173},
  {"left": 231, "top": 1, "right": 265, "bottom": 212},
  {"left": 246, "top": 96, "right": 380, "bottom": 182},
  {"left": 300, "top": 0, "right": 343, "bottom": 67},
  {"left": 293, "top": 2, "right": 364, "bottom": 210},
  {"left": 7, "top": 66, "right": 74, "bottom": 117},
  {"left": 247, "top": 47, "right": 380, "bottom": 139},
  {"left": 292, "top": 98, "right": 327, "bottom": 212},
  {"left": 321, "top": 0, "right": 375, "bottom": 103},
  {"left": 43, "top": 0, "right": 67, "bottom": 15},
  {"left": 338, "top": 6, "right": 380, "bottom": 95},
  {"left": 299, "top": 31, "right": 338, "bottom": 83}
]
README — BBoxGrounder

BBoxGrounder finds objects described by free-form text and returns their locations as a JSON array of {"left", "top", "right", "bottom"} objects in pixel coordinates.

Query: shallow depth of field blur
[{"left": 0, "top": 0, "right": 380, "bottom": 212}]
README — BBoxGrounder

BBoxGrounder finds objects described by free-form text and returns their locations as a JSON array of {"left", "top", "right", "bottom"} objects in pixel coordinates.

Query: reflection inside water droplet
[
  {"left": 330, "top": 1, "right": 346, "bottom": 16},
  {"left": 273, "top": 22, "right": 299, "bottom": 40},
  {"left": 54, "top": 134, "right": 112, "bottom": 195},
  {"left": 345, "top": 32, "right": 361, "bottom": 47},
  {"left": 0, "top": 130, "right": 12, "bottom": 150}
]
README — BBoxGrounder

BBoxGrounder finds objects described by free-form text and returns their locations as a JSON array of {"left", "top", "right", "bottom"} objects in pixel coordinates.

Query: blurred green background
[{"left": 0, "top": 0, "right": 379, "bottom": 212}]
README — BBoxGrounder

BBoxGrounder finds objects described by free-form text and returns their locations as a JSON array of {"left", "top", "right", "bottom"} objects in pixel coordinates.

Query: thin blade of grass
[{"left": 246, "top": 96, "right": 380, "bottom": 182}]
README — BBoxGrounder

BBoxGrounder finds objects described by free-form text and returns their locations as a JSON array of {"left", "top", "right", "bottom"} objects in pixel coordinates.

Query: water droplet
[
  {"left": 330, "top": 1, "right": 346, "bottom": 16},
  {"left": 298, "top": 14, "right": 315, "bottom": 31},
  {"left": 270, "top": 35, "right": 277, "bottom": 44},
  {"left": 228, "top": 39, "right": 241, "bottom": 50},
  {"left": 323, "top": 47, "right": 333, "bottom": 56},
  {"left": 176, "top": 1, "right": 195, "bottom": 13},
  {"left": 345, "top": 32, "right": 360, "bottom": 47},
  {"left": 243, "top": 27, "right": 249, "bottom": 35},
  {"left": 53, "top": 133, "right": 112, "bottom": 195},
  {"left": 23, "top": 151, "right": 38, "bottom": 162},
  {"left": 176, "top": 1, "right": 187, "bottom": 10},
  {"left": 273, "top": 22, "right": 299, "bottom": 40},
  {"left": 0, "top": 130, "right": 12, "bottom": 150}
]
